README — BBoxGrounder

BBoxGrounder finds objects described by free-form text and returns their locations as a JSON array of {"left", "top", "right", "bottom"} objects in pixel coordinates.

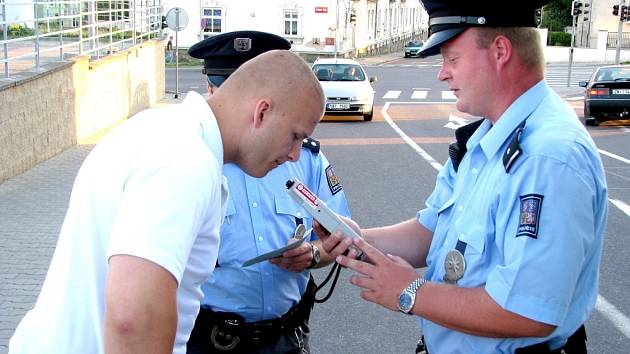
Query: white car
[{"left": 312, "top": 58, "right": 377, "bottom": 121}]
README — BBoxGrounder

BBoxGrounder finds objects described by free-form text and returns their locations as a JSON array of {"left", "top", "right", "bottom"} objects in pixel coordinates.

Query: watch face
[{"left": 398, "top": 292, "right": 413, "bottom": 313}]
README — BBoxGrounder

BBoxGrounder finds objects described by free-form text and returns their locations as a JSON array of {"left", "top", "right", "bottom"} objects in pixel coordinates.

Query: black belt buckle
[
  {"left": 250, "top": 322, "right": 277, "bottom": 341},
  {"left": 416, "top": 337, "right": 428, "bottom": 354},
  {"left": 210, "top": 319, "right": 241, "bottom": 351}
]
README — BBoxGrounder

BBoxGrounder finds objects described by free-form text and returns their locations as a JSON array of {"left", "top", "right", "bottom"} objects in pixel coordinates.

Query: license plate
[
  {"left": 328, "top": 103, "right": 350, "bottom": 110},
  {"left": 612, "top": 89, "right": 630, "bottom": 95}
]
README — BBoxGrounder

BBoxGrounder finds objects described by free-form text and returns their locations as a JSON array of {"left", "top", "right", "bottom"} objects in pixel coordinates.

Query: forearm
[
  {"left": 362, "top": 218, "right": 432, "bottom": 268},
  {"left": 414, "top": 283, "right": 555, "bottom": 338}
]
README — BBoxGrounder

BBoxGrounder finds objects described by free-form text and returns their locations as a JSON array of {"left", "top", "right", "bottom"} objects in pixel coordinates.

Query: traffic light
[
  {"left": 349, "top": 12, "right": 356, "bottom": 23},
  {"left": 613, "top": 4, "right": 619, "bottom": 16},
  {"left": 572, "top": 1, "right": 583, "bottom": 16},
  {"left": 582, "top": 3, "right": 590, "bottom": 21},
  {"left": 535, "top": 8, "right": 542, "bottom": 26},
  {"left": 161, "top": 15, "right": 168, "bottom": 29},
  {"left": 622, "top": 5, "right": 629, "bottom": 22}
]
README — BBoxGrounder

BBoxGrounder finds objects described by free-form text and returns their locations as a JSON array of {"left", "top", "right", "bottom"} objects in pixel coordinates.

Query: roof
[{"left": 313, "top": 58, "right": 360, "bottom": 65}]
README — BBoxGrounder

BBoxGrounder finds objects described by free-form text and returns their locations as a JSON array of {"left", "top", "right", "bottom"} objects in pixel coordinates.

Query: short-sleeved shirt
[
  {"left": 9, "top": 91, "right": 227, "bottom": 354},
  {"left": 417, "top": 81, "right": 608, "bottom": 353},
  {"left": 201, "top": 150, "right": 350, "bottom": 322}
]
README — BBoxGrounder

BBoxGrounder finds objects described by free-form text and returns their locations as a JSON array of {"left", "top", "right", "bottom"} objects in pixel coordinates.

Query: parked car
[
  {"left": 312, "top": 58, "right": 377, "bottom": 121},
  {"left": 404, "top": 41, "right": 423, "bottom": 58},
  {"left": 579, "top": 65, "right": 630, "bottom": 126}
]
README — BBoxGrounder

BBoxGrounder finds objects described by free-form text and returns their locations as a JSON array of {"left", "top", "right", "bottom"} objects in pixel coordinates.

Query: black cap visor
[{"left": 419, "top": 27, "right": 466, "bottom": 57}]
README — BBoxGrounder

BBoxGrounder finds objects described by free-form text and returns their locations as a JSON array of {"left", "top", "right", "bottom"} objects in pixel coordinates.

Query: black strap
[
  {"left": 448, "top": 119, "right": 484, "bottom": 172},
  {"left": 515, "top": 325, "right": 587, "bottom": 354}
]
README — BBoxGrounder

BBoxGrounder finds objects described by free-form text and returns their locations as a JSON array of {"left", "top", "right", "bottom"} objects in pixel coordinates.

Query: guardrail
[
  {"left": 1, "top": 0, "right": 164, "bottom": 79},
  {"left": 607, "top": 31, "right": 630, "bottom": 49}
]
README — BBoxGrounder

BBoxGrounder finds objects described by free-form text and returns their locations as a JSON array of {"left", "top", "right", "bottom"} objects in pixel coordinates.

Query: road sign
[{"left": 165, "top": 7, "right": 188, "bottom": 31}]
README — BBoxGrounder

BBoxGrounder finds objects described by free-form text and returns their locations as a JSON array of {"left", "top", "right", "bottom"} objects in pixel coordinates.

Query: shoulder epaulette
[{"left": 302, "top": 137, "right": 320, "bottom": 154}]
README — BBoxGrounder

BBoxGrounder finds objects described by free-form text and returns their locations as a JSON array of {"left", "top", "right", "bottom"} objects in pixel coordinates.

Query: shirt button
[
  {"left": 252, "top": 202, "right": 258, "bottom": 208},
  {"left": 457, "top": 206, "right": 463, "bottom": 212},
  {"left": 267, "top": 306, "right": 272, "bottom": 311},
  {"left": 471, "top": 168, "right": 478, "bottom": 175},
  {"left": 258, "top": 236, "right": 263, "bottom": 241},
  {"left": 297, "top": 212, "right": 302, "bottom": 217}
]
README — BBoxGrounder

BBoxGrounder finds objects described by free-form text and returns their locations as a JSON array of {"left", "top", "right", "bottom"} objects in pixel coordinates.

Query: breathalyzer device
[{"left": 285, "top": 179, "right": 361, "bottom": 240}]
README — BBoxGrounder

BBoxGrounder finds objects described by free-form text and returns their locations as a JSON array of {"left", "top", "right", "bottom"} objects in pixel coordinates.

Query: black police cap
[
  {"left": 188, "top": 31, "right": 291, "bottom": 77},
  {"left": 419, "top": 0, "right": 551, "bottom": 57}
]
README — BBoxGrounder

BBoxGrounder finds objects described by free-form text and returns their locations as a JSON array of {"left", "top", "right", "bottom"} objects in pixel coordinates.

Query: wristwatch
[
  {"left": 397, "top": 277, "right": 427, "bottom": 314},
  {"left": 308, "top": 243, "right": 321, "bottom": 269}
]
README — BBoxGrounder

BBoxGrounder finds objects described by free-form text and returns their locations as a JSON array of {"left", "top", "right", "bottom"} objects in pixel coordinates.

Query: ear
[
  {"left": 253, "top": 98, "right": 271, "bottom": 129},
  {"left": 207, "top": 84, "right": 215, "bottom": 96},
  {"left": 492, "top": 35, "right": 512, "bottom": 70}
]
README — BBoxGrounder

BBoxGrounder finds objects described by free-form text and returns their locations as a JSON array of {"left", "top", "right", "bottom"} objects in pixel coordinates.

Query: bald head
[{"left": 208, "top": 50, "right": 325, "bottom": 178}]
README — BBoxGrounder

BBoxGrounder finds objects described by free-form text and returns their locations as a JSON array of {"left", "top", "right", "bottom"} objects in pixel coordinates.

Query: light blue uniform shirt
[
  {"left": 201, "top": 146, "right": 350, "bottom": 322},
  {"left": 417, "top": 81, "right": 608, "bottom": 353}
]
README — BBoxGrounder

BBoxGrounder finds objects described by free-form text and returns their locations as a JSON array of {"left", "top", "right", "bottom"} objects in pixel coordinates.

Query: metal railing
[
  {"left": 607, "top": 31, "right": 630, "bottom": 49},
  {"left": 1, "top": 0, "right": 164, "bottom": 79}
]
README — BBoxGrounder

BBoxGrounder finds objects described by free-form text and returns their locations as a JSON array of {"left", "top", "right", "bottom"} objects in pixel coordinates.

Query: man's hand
[
  {"left": 269, "top": 239, "right": 314, "bottom": 272},
  {"left": 314, "top": 216, "right": 362, "bottom": 259},
  {"left": 335, "top": 238, "right": 419, "bottom": 312}
]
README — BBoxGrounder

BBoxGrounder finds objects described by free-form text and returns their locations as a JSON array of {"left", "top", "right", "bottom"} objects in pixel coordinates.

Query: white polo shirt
[{"left": 9, "top": 92, "right": 227, "bottom": 354}]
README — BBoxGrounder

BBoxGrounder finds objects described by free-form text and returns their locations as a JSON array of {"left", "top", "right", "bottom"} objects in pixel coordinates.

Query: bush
[{"left": 548, "top": 31, "right": 572, "bottom": 47}]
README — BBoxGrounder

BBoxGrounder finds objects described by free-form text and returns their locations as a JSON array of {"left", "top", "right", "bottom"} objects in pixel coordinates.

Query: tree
[{"left": 541, "top": 0, "right": 573, "bottom": 32}]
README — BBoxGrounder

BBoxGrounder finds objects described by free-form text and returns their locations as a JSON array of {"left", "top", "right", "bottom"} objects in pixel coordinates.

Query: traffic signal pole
[
  {"left": 615, "top": 0, "right": 624, "bottom": 64},
  {"left": 568, "top": 1, "right": 578, "bottom": 87}
]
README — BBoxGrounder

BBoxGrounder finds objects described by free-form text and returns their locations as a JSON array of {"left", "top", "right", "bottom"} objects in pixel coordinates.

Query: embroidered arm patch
[
  {"left": 517, "top": 194, "right": 543, "bottom": 239},
  {"left": 325, "top": 165, "right": 342, "bottom": 195}
]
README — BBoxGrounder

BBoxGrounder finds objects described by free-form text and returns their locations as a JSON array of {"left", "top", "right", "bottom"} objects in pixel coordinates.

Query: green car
[{"left": 404, "top": 41, "right": 424, "bottom": 58}]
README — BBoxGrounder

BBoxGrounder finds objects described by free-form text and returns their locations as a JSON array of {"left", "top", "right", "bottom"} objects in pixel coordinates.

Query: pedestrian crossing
[
  {"left": 544, "top": 64, "right": 595, "bottom": 87},
  {"left": 379, "top": 89, "right": 457, "bottom": 101}
]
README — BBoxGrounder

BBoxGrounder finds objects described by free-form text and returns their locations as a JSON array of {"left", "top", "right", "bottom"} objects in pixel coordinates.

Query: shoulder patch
[
  {"left": 517, "top": 194, "right": 543, "bottom": 239},
  {"left": 325, "top": 165, "right": 342, "bottom": 195},
  {"left": 302, "top": 138, "right": 320, "bottom": 154}
]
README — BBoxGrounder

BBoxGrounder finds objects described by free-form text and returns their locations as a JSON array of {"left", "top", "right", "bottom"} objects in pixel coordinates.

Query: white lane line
[
  {"left": 380, "top": 102, "right": 443, "bottom": 171},
  {"left": 382, "top": 101, "right": 630, "bottom": 339},
  {"left": 596, "top": 295, "right": 630, "bottom": 339},
  {"left": 599, "top": 149, "right": 630, "bottom": 164},
  {"left": 442, "top": 91, "right": 456, "bottom": 100},
  {"left": 565, "top": 96, "right": 583, "bottom": 101},
  {"left": 383, "top": 90, "right": 402, "bottom": 99},
  {"left": 412, "top": 90, "right": 428, "bottom": 99},
  {"left": 609, "top": 199, "right": 630, "bottom": 217}
]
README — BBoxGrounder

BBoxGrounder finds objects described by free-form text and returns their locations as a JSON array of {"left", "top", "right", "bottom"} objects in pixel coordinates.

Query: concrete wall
[{"left": 0, "top": 40, "right": 165, "bottom": 184}]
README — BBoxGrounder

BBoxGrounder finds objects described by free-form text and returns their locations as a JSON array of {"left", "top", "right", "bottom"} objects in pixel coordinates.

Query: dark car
[
  {"left": 579, "top": 65, "right": 630, "bottom": 126},
  {"left": 404, "top": 41, "right": 423, "bottom": 58}
]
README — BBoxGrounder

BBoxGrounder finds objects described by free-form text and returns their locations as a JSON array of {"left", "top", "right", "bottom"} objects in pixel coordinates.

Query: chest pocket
[
  {"left": 223, "top": 198, "right": 237, "bottom": 225},
  {"left": 453, "top": 209, "right": 490, "bottom": 286},
  {"left": 274, "top": 194, "right": 311, "bottom": 232}
]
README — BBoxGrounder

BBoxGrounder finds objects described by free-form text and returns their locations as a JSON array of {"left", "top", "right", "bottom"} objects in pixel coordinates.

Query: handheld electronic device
[{"left": 285, "top": 179, "right": 361, "bottom": 240}]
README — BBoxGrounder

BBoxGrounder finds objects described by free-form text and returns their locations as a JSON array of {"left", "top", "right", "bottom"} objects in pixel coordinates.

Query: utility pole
[
  {"left": 334, "top": 0, "right": 339, "bottom": 59},
  {"left": 568, "top": 1, "right": 578, "bottom": 87}
]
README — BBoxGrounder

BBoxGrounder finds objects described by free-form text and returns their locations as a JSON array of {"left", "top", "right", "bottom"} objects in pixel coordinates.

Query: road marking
[
  {"left": 382, "top": 101, "right": 630, "bottom": 337},
  {"left": 596, "top": 295, "right": 630, "bottom": 339},
  {"left": 442, "top": 91, "right": 456, "bottom": 100},
  {"left": 565, "top": 96, "right": 583, "bottom": 101},
  {"left": 610, "top": 199, "right": 630, "bottom": 217},
  {"left": 444, "top": 114, "right": 469, "bottom": 130},
  {"left": 412, "top": 90, "right": 428, "bottom": 99},
  {"left": 383, "top": 90, "right": 401, "bottom": 99},
  {"left": 381, "top": 102, "right": 443, "bottom": 171},
  {"left": 599, "top": 149, "right": 630, "bottom": 164}
]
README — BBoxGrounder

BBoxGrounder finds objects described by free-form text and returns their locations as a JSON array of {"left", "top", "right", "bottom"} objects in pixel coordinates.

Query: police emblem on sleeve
[
  {"left": 233, "top": 38, "right": 252, "bottom": 52},
  {"left": 325, "top": 165, "right": 342, "bottom": 195},
  {"left": 517, "top": 194, "right": 544, "bottom": 238}
]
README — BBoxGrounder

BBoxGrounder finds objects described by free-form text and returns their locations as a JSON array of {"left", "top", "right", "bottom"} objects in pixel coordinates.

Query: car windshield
[
  {"left": 407, "top": 41, "right": 422, "bottom": 47},
  {"left": 312, "top": 64, "right": 366, "bottom": 82},
  {"left": 595, "top": 67, "right": 630, "bottom": 81}
]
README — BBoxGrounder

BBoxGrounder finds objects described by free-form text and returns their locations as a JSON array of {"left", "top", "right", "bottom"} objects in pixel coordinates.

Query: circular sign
[{"left": 165, "top": 7, "right": 189, "bottom": 31}]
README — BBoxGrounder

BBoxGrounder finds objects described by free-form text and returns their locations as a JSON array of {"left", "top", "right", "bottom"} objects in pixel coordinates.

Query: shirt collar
[
  {"left": 469, "top": 80, "right": 549, "bottom": 160},
  {"left": 183, "top": 91, "right": 224, "bottom": 167}
]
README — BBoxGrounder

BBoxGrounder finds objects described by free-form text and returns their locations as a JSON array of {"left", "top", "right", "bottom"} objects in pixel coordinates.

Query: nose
[
  {"left": 437, "top": 65, "right": 449, "bottom": 82},
  {"left": 287, "top": 142, "right": 301, "bottom": 162}
]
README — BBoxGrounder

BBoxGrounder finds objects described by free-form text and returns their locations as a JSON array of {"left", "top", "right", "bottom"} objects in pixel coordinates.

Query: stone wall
[{"left": 0, "top": 40, "right": 165, "bottom": 184}]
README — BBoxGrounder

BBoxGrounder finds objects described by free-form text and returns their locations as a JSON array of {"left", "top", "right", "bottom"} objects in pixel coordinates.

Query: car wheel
[
  {"left": 585, "top": 117, "right": 599, "bottom": 126},
  {"left": 404, "top": 54, "right": 409, "bottom": 58},
  {"left": 363, "top": 110, "right": 373, "bottom": 121}
]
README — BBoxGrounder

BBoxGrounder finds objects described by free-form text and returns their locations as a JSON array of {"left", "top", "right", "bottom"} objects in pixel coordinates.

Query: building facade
[{"left": 163, "top": 0, "right": 426, "bottom": 55}]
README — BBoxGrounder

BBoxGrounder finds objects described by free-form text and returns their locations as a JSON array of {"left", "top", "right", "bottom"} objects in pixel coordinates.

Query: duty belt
[{"left": 199, "top": 277, "right": 317, "bottom": 351}]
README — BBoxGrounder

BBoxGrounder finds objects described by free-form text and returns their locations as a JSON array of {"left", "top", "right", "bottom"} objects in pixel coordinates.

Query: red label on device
[{"left": 296, "top": 183, "right": 318, "bottom": 206}]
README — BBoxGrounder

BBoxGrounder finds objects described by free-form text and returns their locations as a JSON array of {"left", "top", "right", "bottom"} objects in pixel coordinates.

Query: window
[
  {"left": 283, "top": 9, "right": 299, "bottom": 36},
  {"left": 201, "top": 7, "right": 223, "bottom": 36}
]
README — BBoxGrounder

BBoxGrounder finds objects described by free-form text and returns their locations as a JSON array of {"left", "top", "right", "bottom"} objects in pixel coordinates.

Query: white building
[{"left": 163, "top": 0, "right": 427, "bottom": 55}]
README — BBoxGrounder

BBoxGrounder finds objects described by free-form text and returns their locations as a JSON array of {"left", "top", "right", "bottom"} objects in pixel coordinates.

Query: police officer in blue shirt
[
  {"left": 323, "top": 1, "right": 607, "bottom": 353},
  {"left": 186, "top": 31, "right": 351, "bottom": 354}
]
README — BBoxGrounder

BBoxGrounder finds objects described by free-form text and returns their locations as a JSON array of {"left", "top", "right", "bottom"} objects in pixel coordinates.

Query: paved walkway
[{"left": 0, "top": 52, "right": 584, "bottom": 353}]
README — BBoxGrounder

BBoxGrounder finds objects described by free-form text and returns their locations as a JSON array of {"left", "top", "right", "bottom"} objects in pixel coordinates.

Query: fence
[
  {"left": 607, "top": 31, "right": 630, "bottom": 49},
  {"left": 1, "top": 0, "right": 164, "bottom": 79}
]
